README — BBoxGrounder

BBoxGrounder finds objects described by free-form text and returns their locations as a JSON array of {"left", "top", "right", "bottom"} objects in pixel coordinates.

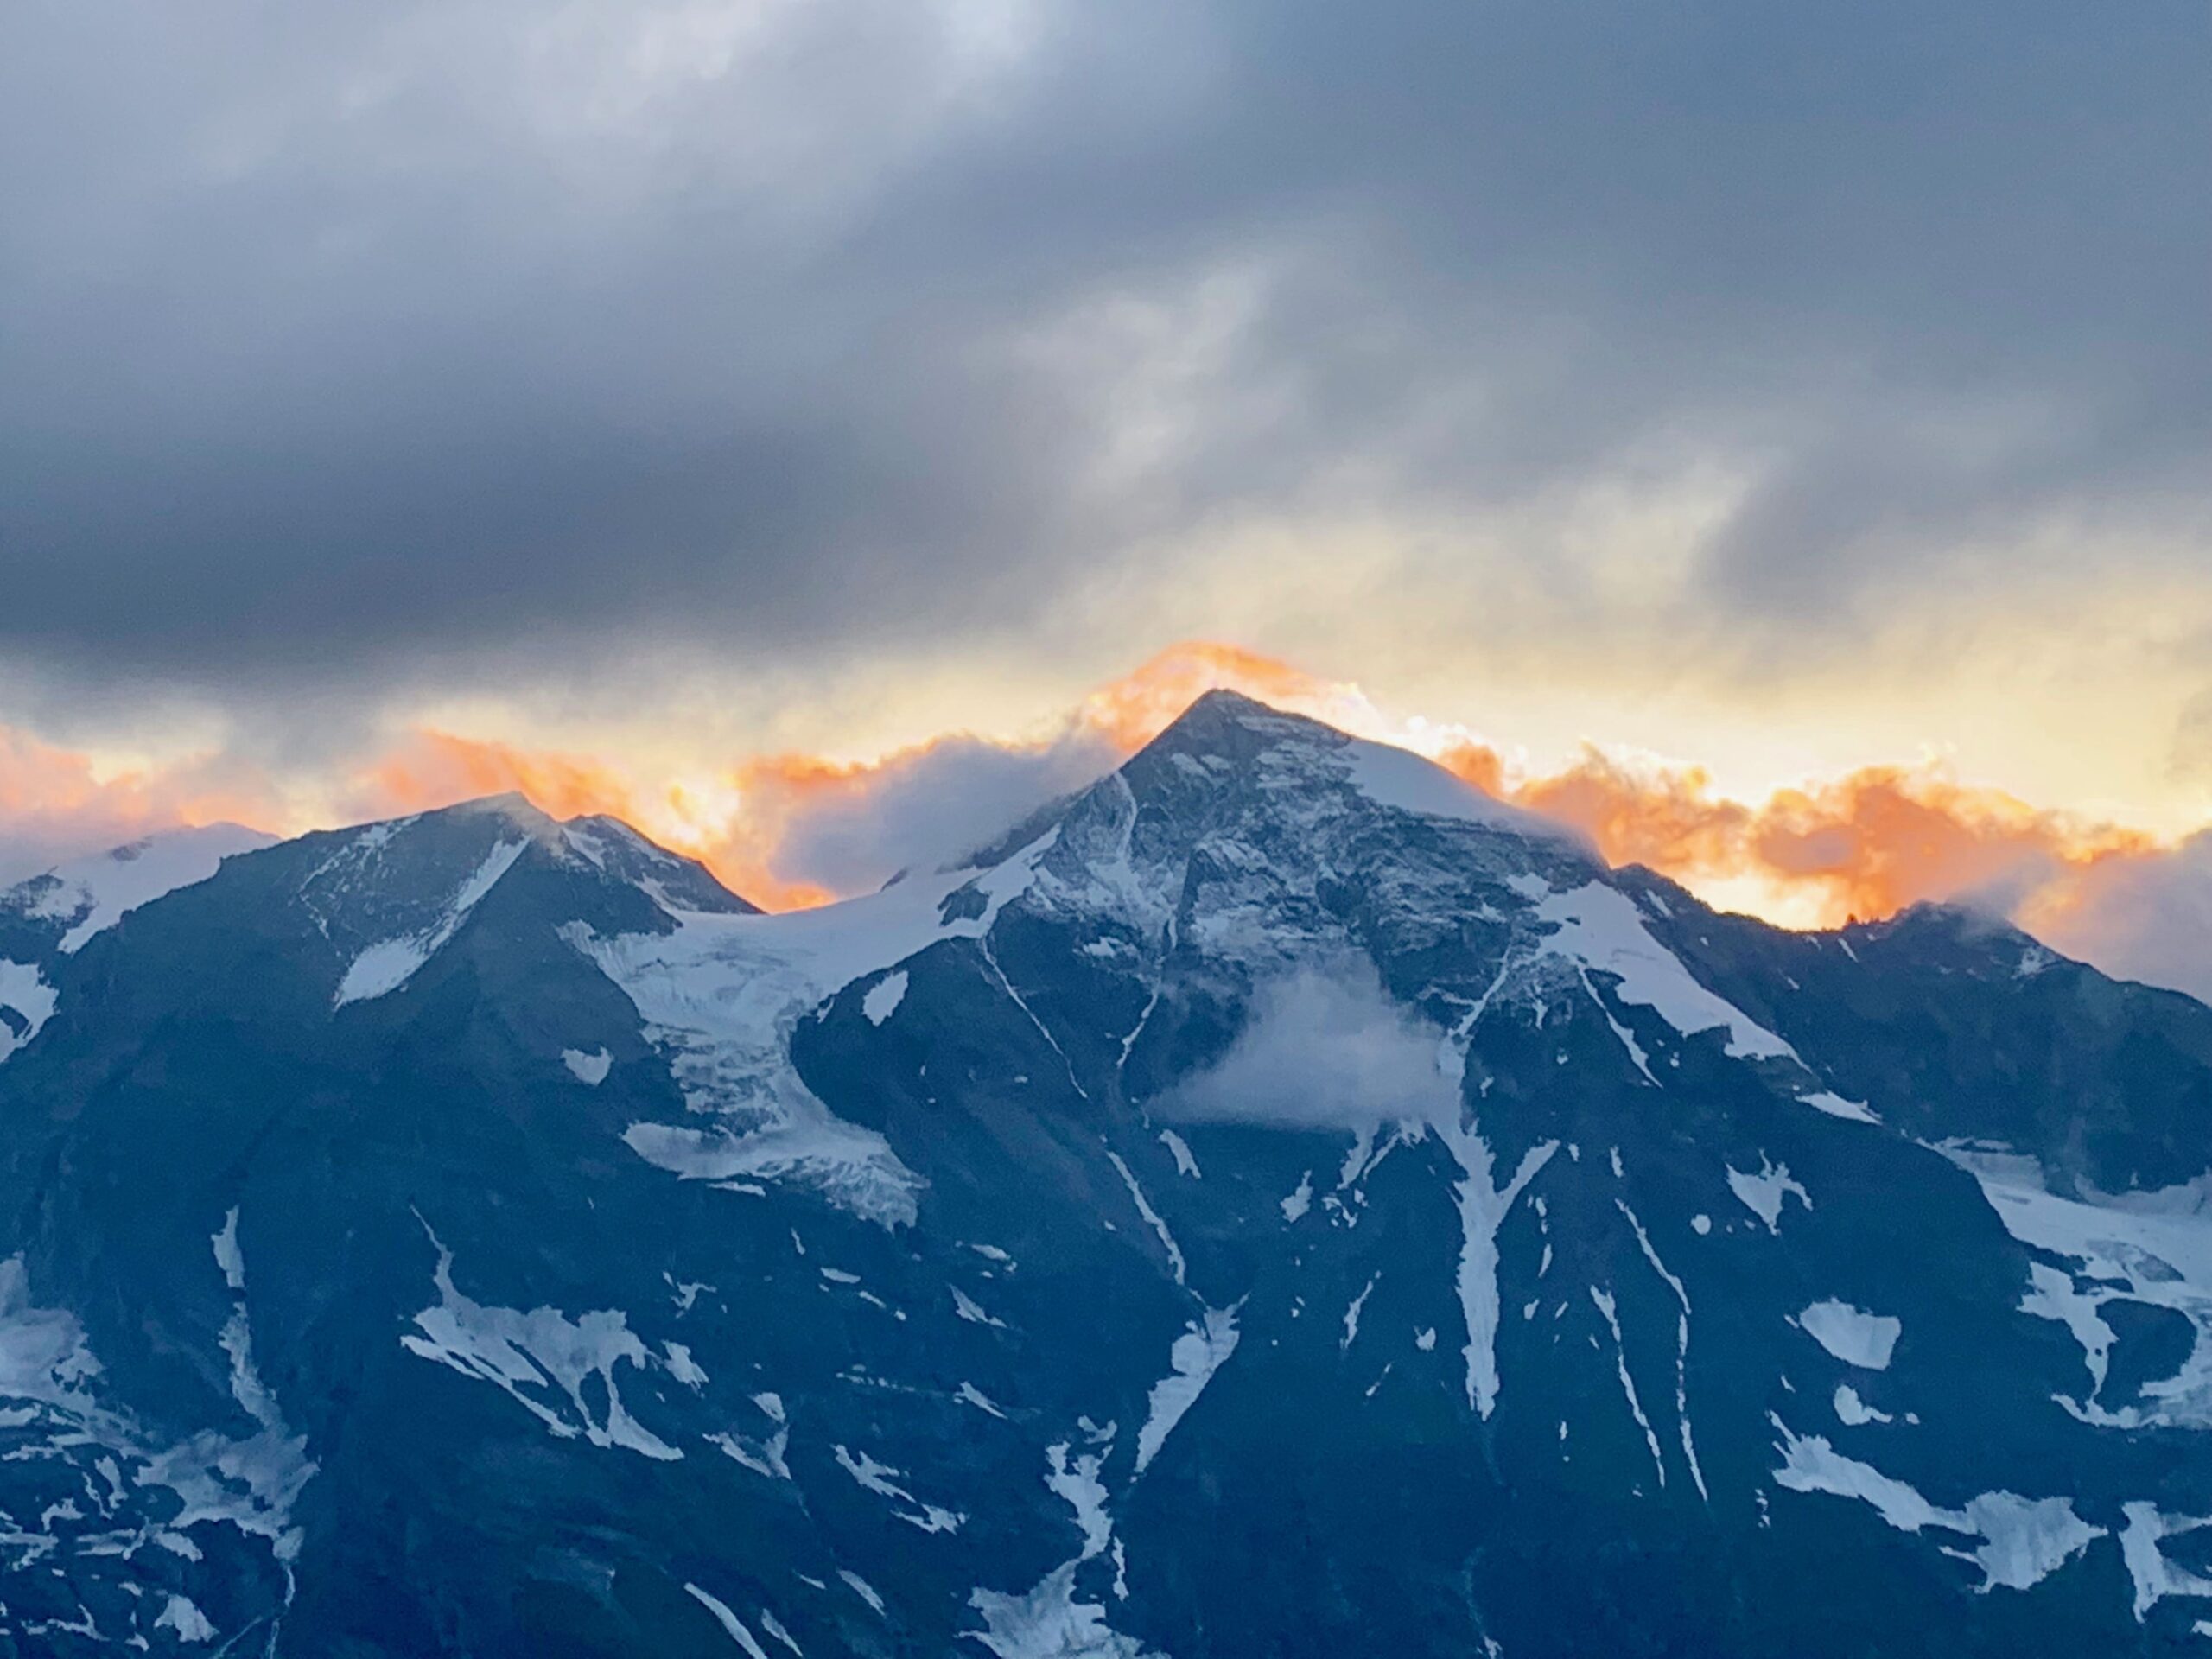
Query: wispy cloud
[{"left": 1156, "top": 962, "right": 1458, "bottom": 1132}]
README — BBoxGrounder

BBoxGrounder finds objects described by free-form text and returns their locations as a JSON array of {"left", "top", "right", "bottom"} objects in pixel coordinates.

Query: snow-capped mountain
[
  {"left": 0, "top": 691, "right": 2209, "bottom": 1655},
  {"left": 0, "top": 823, "right": 276, "bottom": 1063},
  {"left": 2, "top": 824, "right": 276, "bottom": 955}
]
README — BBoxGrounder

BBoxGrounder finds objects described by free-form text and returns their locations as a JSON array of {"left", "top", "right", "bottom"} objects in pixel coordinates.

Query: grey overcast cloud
[{"left": 3, "top": 2, "right": 2204, "bottom": 715}]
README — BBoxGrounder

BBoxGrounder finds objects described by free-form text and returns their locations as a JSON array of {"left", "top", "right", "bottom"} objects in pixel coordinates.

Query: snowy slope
[
  {"left": 7, "top": 822, "right": 276, "bottom": 953},
  {"left": 0, "top": 822, "right": 276, "bottom": 1069}
]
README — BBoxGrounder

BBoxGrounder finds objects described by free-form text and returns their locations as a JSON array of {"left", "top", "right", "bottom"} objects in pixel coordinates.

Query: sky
[{"left": 3, "top": 3, "right": 2210, "bottom": 989}]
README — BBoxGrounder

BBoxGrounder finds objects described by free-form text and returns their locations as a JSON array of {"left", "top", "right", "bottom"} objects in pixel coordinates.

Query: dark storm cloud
[{"left": 3, "top": 0, "right": 2205, "bottom": 705}]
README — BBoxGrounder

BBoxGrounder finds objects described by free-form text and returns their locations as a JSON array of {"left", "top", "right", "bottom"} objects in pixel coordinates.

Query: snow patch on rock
[
  {"left": 1771, "top": 1418, "right": 2101, "bottom": 1592},
  {"left": 1799, "top": 1300, "right": 1902, "bottom": 1370},
  {"left": 1834, "top": 1384, "right": 1893, "bottom": 1427},
  {"left": 0, "top": 959, "right": 57, "bottom": 1065},
  {"left": 1944, "top": 1145, "right": 2212, "bottom": 1429},
  {"left": 562, "top": 1046, "right": 613, "bottom": 1085},
  {"left": 334, "top": 838, "right": 525, "bottom": 1007},
  {"left": 1727, "top": 1158, "right": 1810, "bottom": 1233},
  {"left": 862, "top": 969, "right": 908, "bottom": 1026},
  {"left": 1157, "top": 1129, "right": 1200, "bottom": 1179},
  {"left": 1135, "top": 1307, "right": 1240, "bottom": 1474},
  {"left": 967, "top": 1561, "right": 1161, "bottom": 1659},
  {"left": 1531, "top": 882, "right": 1797, "bottom": 1062},
  {"left": 575, "top": 840, "right": 1056, "bottom": 1226},
  {"left": 1434, "top": 1119, "right": 1554, "bottom": 1419},
  {"left": 834, "top": 1444, "right": 963, "bottom": 1534},
  {"left": 686, "top": 1582, "right": 772, "bottom": 1658},
  {"left": 2120, "top": 1503, "right": 2212, "bottom": 1619},
  {"left": 400, "top": 1219, "right": 678, "bottom": 1460},
  {"left": 154, "top": 1593, "right": 217, "bottom": 1643}
]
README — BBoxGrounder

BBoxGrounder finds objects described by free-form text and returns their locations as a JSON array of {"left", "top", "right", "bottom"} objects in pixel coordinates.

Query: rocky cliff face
[{"left": 0, "top": 692, "right": 2209, "bottom": 1656}]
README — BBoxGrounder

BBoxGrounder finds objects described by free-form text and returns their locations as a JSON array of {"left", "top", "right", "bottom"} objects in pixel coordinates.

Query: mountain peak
[
  {"left": 445, "top": 789, "right": 540, "bottom": 817},
  {"left": 1143, "top": 685, "right": 1331, "bottom": 753},
  {"left": 558, "top": 813, "right": 758, "bottom": 916},
  {"left": 299, "top": 794, "right": 753, "bottom": 914},
  {"left": 1180, "top": 684, "right": 1292, "bottom": 719},
  {"left": 410, "top": 790, "right": 569, "bottom": 843},
  {"left": 1116, "top": 685, "right": 1568, "bottom": 854}
]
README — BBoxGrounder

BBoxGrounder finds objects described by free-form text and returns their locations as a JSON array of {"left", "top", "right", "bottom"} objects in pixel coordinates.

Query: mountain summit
[{"left": 1, "top": 693, "right": 2209, "bottom": 1655}]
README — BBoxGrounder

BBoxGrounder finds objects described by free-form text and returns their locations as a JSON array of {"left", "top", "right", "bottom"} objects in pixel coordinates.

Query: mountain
[
  {"left": 0, "top": 823, "right": 276, "bottom": 1062},
  {"left": 0, "top": 692, "right": 2209, "bottom": 1655}
]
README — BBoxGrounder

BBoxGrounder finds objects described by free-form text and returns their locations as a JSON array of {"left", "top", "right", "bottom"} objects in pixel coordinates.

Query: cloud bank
[{"left": 0, "top": 0, "right": 2204, "bottom": 727}]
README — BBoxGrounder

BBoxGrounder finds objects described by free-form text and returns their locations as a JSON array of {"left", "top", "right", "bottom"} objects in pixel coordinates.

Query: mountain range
[{"left": 0, "top": 690, "right": 2209, "bottom": 1656}]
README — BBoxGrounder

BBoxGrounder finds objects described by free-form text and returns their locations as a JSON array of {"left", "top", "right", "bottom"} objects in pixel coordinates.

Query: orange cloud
[
  {"left": 348, "top": 730, "right": 843, "bottom": 910},
  {"left": 1503, "top": 749, "right": 2158, "bottom": 928},
  {"left": 1075, "top": 648, "right": 2175, "bottom": 942},
  {"left": 341, "top": 644, "right": 1379, "bottom": 909},
  {"left": 1507, "top": 752, "right": 1747, "bottom": 876},
  {"left": 1746, "top": 770, "right": 2158, "bottom": 925},
  {"left": 1073, "top": 641, "right": 1350, "bottom": 751},
  {"left": 0, "top": 640, "right": 2196, "bottom": 1001},
  {"left": 357, "top": 730, "right": 645, "bottom": 825},
  {"left": 1427, "top": 740, "right": 1509, "bottom": 799},
  {"left": 709, "top": 752, "right": 913, "bottom": 910},
  {"left": 0, "top": 722, "right": 283, "bottom": 880},
  {"left": 332, "top": 646, "right": 2180, "bottom": 940}
]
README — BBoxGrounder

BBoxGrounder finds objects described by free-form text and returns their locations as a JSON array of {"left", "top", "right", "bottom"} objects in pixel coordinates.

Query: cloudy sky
[{"left": 4, "top": 3, "right": 2210, "bottom": 980}]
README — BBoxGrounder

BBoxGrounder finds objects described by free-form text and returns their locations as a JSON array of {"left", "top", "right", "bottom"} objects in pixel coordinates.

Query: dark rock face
[{"left": 0, "top": 693, "right": 2209, "bottom": 1656}]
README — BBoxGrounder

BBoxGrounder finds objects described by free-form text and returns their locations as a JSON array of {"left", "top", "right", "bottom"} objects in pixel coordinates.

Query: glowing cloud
[
  {"left": 1073, "top": 642, "right": 1370, "bottom": 751},
  {"left": 1503, "top": 753, "right": 2159, "bottom": 931},
  {"left": 0, "top": 724, "right": 283, "bottom": 885},
  {"left": 1, "top": 641, "right": 2208, "bottom": 1005}
]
